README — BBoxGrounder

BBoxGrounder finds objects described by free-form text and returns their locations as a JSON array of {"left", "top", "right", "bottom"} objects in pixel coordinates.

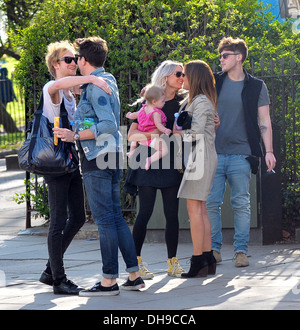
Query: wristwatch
[{"left": 73, "top": 132, "right": 80, "bottom": 142}]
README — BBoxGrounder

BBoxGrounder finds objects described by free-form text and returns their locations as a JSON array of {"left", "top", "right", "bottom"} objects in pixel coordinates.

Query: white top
[{"left": 42, "top": 80, "right": 76, "bottom": 123}]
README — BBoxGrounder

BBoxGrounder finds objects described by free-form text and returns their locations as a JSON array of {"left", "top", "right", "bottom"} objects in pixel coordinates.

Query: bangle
[{"left": 266, "top": 151, "right": 273, "bottom": 153}]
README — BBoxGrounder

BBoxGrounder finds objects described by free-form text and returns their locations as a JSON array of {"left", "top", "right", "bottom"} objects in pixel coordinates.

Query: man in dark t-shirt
[{"left": 206, "top": 37, "right": 276, "bottom": 267}]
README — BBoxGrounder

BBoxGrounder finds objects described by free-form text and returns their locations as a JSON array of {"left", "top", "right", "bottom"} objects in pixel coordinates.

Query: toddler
[{"left": 126, "top": 84, "right": 172, "bottom": 170}]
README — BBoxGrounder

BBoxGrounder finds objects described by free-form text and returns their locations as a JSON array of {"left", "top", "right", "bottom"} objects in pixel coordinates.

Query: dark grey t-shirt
[{"left": 215, "top": 76, "right": 270, "bottom": 155}]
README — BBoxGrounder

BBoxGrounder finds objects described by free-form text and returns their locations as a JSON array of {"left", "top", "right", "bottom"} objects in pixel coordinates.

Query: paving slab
[{"left": 0, "top": 233, "right": 299, "bottom": 311}]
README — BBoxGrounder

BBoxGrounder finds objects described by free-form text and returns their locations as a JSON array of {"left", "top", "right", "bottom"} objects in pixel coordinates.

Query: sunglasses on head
[
  {"left": 174, "top": 71, "right": 185, "bottom": 78},
  {"left": 219, "top": 53, "right": 240, "bottom": 60},
  {"left": 58, "top": 56, "right": 77, "bottom": 64}
]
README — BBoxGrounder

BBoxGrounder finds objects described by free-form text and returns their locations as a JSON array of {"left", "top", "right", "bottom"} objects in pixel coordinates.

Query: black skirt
[
  {"left": 124, "top": 94, "right": 184, "bottom": 194},
  {"left": 124, "top": 139, "right": 183, "bottom": 194}
]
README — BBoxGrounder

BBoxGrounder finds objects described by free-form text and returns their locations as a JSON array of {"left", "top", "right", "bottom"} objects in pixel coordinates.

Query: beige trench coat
[{"left": 177, "top": 94, "right": 217, "bottom": 201}]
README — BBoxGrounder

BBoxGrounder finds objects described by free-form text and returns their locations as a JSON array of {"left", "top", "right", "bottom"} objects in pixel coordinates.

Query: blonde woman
[{"left": 126, "top": 60, "right": 186, "bottom": 278}]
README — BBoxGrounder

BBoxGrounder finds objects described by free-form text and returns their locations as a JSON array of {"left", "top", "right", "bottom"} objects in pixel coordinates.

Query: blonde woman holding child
[
  {"left": 125, "top": 60, "right": 186, "bottom": 279},
  {"left": 126, "top": 84, "right": 172, "bottom": 170}
]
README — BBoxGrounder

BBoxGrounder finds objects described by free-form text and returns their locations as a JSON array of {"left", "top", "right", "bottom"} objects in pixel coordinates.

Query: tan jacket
[{"left": 177, "top": 94, "right": 217, "bottom": 201}]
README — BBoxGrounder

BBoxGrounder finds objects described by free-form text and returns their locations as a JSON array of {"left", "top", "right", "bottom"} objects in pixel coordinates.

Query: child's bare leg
[
  {"left": 145, "top": 138, "right": 168, "bottom": 170},
  {"left": 127, "top": 141, "right": 137, "bottom": 158}
]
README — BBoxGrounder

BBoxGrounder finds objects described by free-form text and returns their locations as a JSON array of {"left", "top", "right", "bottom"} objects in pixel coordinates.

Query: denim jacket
[{"left": 75, "top": 68, "right": 122, "bottom": 160}]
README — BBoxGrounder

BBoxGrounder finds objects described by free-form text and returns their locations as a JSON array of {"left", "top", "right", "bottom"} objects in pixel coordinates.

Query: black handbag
[
  {"left": 18, "top": 93, "right": 79, "bottom": 176},
  {"left": 175, "top": 109, "right": 192, "bottom": 172},
  {"left": 177, "top": 110, "right": 192, "bottom": 130}
]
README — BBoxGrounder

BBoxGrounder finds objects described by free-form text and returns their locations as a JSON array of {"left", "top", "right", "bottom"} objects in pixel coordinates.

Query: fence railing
[
  {"left": 251, "top": 57, "right": 300, "bottom": 187},
  {"left": 0, "top": 76, "right": 25, "bottom": 148}
]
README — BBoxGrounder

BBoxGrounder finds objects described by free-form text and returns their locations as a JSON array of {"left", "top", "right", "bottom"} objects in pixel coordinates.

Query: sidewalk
[{"left": 0, "top": 158, "right": 300, "bottom": 310}]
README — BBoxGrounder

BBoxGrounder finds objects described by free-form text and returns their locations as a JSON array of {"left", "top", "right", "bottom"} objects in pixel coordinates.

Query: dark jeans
[{"left": 44, "top": 169, "right": 86, "bottom": 283}]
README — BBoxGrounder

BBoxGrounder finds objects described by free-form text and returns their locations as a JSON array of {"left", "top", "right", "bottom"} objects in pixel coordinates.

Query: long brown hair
[{"left": 184, "top": 60, "right": 217, "bottom": 111}]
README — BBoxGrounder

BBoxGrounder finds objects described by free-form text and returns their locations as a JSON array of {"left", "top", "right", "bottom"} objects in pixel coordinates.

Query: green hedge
[{"left": 13, "top": 0, "right": 299, "bottom": 114}]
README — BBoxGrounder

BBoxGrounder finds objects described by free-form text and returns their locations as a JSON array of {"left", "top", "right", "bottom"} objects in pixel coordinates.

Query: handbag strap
[
  {"left": 28, "top": 92, "right": 72, "bottom": 162},
  {"left": 60, "top": 96, "right": 71, "bottom": 129},
  {"left": 31, "top": 92, "right": 71, "bottom": 133},
  {"left": 31, "top": 93, "right": 44, "bottom": 136},
  {"left": 28, "top": 93, "right": 44, "bottom": 162},
  {"left": 178, "top": 98, "right": 188, "bottom": 114}
]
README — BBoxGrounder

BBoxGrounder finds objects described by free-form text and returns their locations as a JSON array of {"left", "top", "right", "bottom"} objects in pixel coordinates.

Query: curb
[
  {"left": 18, "top": 223, "right": 99, "bottom": 240},
  {"left": 0, "top": 149, "right": 19, "bottom": 159}
]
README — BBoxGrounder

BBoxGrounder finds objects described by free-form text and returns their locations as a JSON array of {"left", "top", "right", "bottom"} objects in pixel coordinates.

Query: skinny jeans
[{"left": 44, "top": 169, "right": 86, "bottom": 284}]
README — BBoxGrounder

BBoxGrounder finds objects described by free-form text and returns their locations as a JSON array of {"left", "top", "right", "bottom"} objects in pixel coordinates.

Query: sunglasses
[
  {"left": 58, "top": 56, "right": 77, "bottom": 64},
  {"left": 174, "top": 71, "right": 185, "bottom": 78},
  {"left": 219, "top": 53, "right": 240, "bottom": 60},
  {"left": 75, "top": 54, "right": 86, "bottom": 61}
]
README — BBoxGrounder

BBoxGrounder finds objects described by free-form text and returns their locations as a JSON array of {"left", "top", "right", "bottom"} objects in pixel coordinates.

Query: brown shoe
[
  {"left": 234, "top": 252, "right": 249, "bottom": 267},
  {"left": 213, "top": 250, "right": 222, "bottom": 263}
]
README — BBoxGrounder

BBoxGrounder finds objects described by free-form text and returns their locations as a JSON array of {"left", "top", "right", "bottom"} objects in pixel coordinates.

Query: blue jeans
[
  {"left": 206, "top": 155, "right": 251, "bottom": 254},
  {"left": 83, "top": 167, "right": 138, "bottom": 278}
]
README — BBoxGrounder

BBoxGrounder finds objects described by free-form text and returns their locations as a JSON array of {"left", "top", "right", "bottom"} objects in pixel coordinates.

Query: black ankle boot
[
  {"left": 181, "top": 254, "right": 208, "bottom": 278},
  {"left": 203, "top": 251, "right": 217, "bottom": 275}
]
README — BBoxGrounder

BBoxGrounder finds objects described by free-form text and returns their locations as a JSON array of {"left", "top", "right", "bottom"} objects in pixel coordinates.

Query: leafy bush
[
  {"left": 282, "top": 182, "right": 300, "bottom": 234},
  {"left": 13, "top": 178, "right": 49, "bottom": 221},
  {"left": 13, "top": 0, "right": 299, "bottom": 112}
]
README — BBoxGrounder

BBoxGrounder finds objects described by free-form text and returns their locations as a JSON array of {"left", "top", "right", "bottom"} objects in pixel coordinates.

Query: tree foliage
[
  {"left": 13, "top": 0, "right": 300, "bottom": 167},
  {"left": 13, "top": 0, "right": 300, "bottom": 103},
  {"left": 1, "top": 0, "right": 42, "bottom": 30},
  {"left": 0, "top": 0, "right": 43, "bottom": 59}
]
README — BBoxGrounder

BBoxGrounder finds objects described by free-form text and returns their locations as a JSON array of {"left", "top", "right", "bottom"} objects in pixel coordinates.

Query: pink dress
[{"left": 138, "top": 104, "right": 167, "bottom": 146}]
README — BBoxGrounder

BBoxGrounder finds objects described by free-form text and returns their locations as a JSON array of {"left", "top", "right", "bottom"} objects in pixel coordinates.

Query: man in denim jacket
[{"left": 54, "top": 37, "right": 144, "bottom": 296}]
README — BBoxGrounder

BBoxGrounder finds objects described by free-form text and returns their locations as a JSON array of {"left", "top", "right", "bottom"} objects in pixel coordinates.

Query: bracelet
[{"left": 266, "top": 151, "right": 273, "bottom": 153}]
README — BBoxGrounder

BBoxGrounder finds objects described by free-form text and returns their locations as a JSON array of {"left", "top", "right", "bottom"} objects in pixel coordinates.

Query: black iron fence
[
  {"left": 0, "top": 69, "right": 25, "bottom": 148},
  {"left": 22, "top": 56, "right": 300, "bottom": 230},
  {"left": 249, "top": 57, "right": 299, "bottom": 187}
]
